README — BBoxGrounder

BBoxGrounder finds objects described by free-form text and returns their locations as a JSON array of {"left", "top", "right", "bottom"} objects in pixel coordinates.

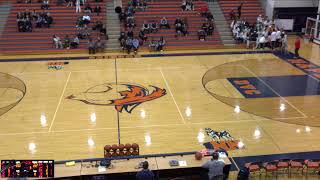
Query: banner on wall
[{"left": 274, "top": 19, "right": 295, "bottom": 30}]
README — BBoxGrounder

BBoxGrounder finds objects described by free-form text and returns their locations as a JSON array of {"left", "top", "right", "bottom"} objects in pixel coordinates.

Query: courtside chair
[
  {"left": 304, "top": 159, "right": 320, "bottom": 177},
  {"left": 275, "top": 159, "right": 290, "bottom": 177},
  {"left": 245, "top": 161, "right": 263, "bottom": 178},
  {"left": 263, "top": 161, "right": 278, "bottom": 179},
  {"left": 289, "top": 159, "right": 305, "bottom": 178}
]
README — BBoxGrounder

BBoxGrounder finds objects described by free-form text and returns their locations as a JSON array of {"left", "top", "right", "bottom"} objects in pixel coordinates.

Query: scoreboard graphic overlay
[{"left": 1, "top": 160, "right": 54, "bottom": 178}]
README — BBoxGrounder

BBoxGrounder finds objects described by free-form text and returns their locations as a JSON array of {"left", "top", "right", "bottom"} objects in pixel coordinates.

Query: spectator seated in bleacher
[
  {"left": 82, "top": 14, "right": 91, "bottom": 25},
  {"left": 66, "top": 0, "right": 73, "bottom": 7},
  {"left": 201, "top": 23, "right": 208, "bottom": 34},
  {"left": 155, "top": 37, "right": 165, "bottom": 51},
  {"left": 207, "top": 22, "right": 214, "bottom": 35},
  {"left": 17, "top": 17, "right": 33, "bottom": 32},
  {"left": 125, "top": 38, "right": 133, "bottom": 54},
  {"left": 41, "top": 0, "right": 50, "bottom": 10},
  {"left": 95, "top": 37, "right": 105, "bottom": 53},
  {"left": 126, "top": 5, "right": 135, "bottom": 17},
  {"left": 201, "top": 22, "right": 214, "bottom": 36},
  {"left": 142, "top": 21, "right": 150, "bottom": 33},
  {"left": 53, "top": 35, "right": 63, "bottom": 49},
  {"left": 16, "top": 10, "right": 33, "bottom": 32},
  {"left": 126, "top": 16, "right": 136, "bottom": 28},
  {"left": 99, "top": 25, "right": 108, "bottom": 40},
  {"left": 136, "top": 0, "right": 147, "bottom": 11},
  {"left": 70, "top": 35, "right": 80, "bottom": 48},
  {"left": 76, "top": 16, "right": 84, "bottom": 29},
  {"left": 92, "top": 19, "right": 103, "bottom": 31},
  {"left": 119, "top": 10, "right": 127, "bottom": 22},
  {"left": 84, "top": 3, "right": 93, "bottom": 13},
  {"left": 206, "top": 12, "right": 214, "bottom": 22},
  {"left": 132, "top": 38, "right": 139, "bottom": 54},
  {"left": 45, "top": 12, "right": 53, "bottom": 26},
  {"left": 77, "top": 25, "right": 91, "bottom": 39},
  {"left": 88, "top": 39, "right": 95, "bottom": 54},
  {"left": 120, "top": 38, "right": 126, "bottom": 51},
  {"left": 138, "top": 29, "right": 147, "bottom": 42},
  {"left": 174, "top": 18, "right": 188, "bottom": 37},
  {"left": 150, "top": 20, "right": 158, "bottom": 33},
  {"left": 119, "top": 31, "right": 126, "bottom": 42},
  {"left": 31, "top": 9, "right": 38, "bottom": 21},
  {"left": 127, "top": 28, "right": 134, "bottom": 38},
  {"left": 198, "top": 29, "right": 206, "bottom": 41},
  {"left": 94, "top": 5, "right": 101, "bottom": 15},
  {"left": 160, "top": 17, "right": 170, "bottom": 29},
  {"left": 35, "top": 12, "right": 52, "bottom": 28},
  {"left": 181, "top": 0, "right": 194, "bottom": 11},
  {"left": 63, "top": 35, "right": 71, "bottom": 49},
  {"left": 148, "top": 39, "right": 156, "bottom": 51}
]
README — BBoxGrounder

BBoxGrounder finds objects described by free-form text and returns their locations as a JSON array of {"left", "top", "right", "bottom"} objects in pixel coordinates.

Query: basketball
[
  {"left": 125, "top": 143, "right": 132, "bottom": 150},
  {"left": 105, "top": 152, "right": 112, "bottom": 158},
  {"left": 132, "top": 151, "right": 139, "bottom": 156},
  {"left": 104, "top": 145, "right": 112, "bottom": 152},
  {"left": 111, "top": 144, "right": 118, "bottom": 151},
  {"left": 118, "top": 144, "right": 125, "bottom": 150},
  {"left": 132, "top": 143, "right": 139, "bottom": 150},
  {"left": 195, "top": 152, "right": 203, "bottom": 160}
]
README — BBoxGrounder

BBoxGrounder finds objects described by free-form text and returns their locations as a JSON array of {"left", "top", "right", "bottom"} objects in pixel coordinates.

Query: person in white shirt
[
  {"left": 83, "top": 14, "right": 91, "bottom": 24},
  {"left": 76, "top": 0, "right": 81, "bottom": 13},
  {"left": 257, "top": 14, "right": 262, "bottom": 23},
  {"left": 270, "top": 30, "right": 277, "bottom": 50},
  {"left": 256, "top": 35, "right": 266, "bottom": 49},
  {"left": 53, "top": 35, "right": 62, "bottom": 49},
  {"left": 275, "top": 29, "right": 282, "bottom": 48},
  {"left": 281, "top": 32, "right": 288, "bottom": 54}
]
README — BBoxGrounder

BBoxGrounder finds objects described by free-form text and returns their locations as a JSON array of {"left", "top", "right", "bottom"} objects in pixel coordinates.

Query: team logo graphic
[
  {"left": 203, "top": 128, "right": 242, "bottom": 151},
  {"left": 66, "top": 83, "right": 166, "bottom": 113},
  {"left": 0, "top": 72, "right": 26, "bottom": 117}
]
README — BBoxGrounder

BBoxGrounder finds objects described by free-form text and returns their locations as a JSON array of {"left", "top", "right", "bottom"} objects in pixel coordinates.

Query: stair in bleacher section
[
  {"left": 106, "top": 0, "right": 121, "bottom": 50},
  {"left": 0, "top": 2, "right": 12, "bottom": 39},
  {"left": 122, "top": 0, "right": 223, "bottom": 50},
  {"left": 207, "top": 1, "right": 235, "bottom": 46},
  {"left": 0, "top": 1, "right": 106, "bottom": 54},
  {"left": 218, "top": 0, "right": 264, "bottom": 25}
]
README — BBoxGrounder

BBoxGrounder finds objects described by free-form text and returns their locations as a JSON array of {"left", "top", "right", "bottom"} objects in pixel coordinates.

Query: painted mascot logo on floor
[
  {"left": 66, "top": 83, "right": 166, "bottom": 113},
  {"left": 203, "top": 128, "right": 242, "bottom": 151}
]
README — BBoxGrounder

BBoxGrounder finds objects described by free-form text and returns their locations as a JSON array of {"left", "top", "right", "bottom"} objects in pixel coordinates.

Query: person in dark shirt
[
  {"left": 136, "top": 161, "right": 155, "bottom": 180},
  {"left": 94, "top": 5, "right": 101, "bottom": 15},
  {"left": 237, "top": 3, "right": 243, "bottom": 18}
]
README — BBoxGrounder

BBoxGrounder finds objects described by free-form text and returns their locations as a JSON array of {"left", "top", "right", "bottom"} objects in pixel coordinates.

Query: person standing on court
[
  {"left": 136, "top": 161, "right": 155, "bottom": 180},
  {"left": 237, "top": 3, "right": 243, "bottom": 19},
  {"left": 76, "top": 0, "right": 81, "bottom": 13},
  {"left": 202, "top": 152, "right": 225, "bottom": 180},
  {"left": 294, "top": 35, "right": 301, "bottom": 58}
]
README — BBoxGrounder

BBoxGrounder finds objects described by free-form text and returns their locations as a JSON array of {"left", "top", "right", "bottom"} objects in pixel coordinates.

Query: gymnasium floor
[{"left": 0, "top": 38, "right": 319, "bottom": 163}]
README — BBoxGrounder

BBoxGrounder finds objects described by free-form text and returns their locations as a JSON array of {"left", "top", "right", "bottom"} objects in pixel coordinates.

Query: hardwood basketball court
[{"left": 0, "top": 39, "right": 319, "bottom": 163}]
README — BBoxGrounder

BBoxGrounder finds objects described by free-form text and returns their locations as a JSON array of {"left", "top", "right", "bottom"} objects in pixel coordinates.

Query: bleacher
[
  {"left": 122, "top": 0, "right": 223, "bottom": 50},
  {"left": 0, "top": 0, "right": 106, "bottom": 54},
  {"left": 218, "top": 0, "right": 264, "bottom": 24}
]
